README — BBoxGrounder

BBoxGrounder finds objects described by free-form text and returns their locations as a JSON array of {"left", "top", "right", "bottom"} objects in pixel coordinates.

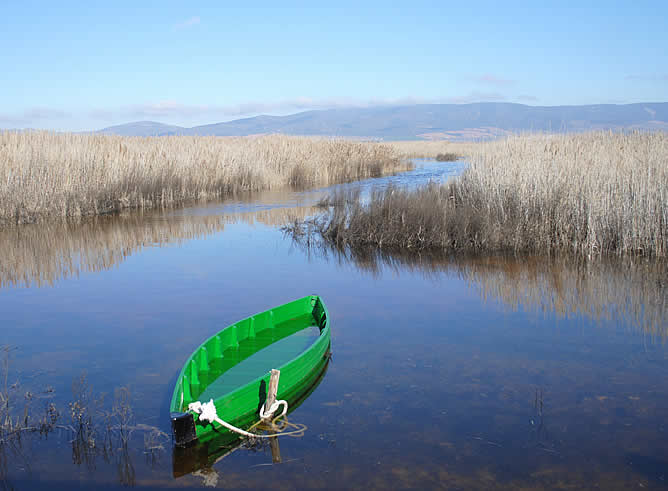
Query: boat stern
[{"left": 171, "top": 411, "right": 198, "bottom": 447}]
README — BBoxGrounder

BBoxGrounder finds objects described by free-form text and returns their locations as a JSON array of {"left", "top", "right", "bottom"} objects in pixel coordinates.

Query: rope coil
[
  {"left": 259, "top": 399, "right": 288, "bottom": 420},
  {"left": 188, "top": 399, "right": 302, "bottom": 439}
]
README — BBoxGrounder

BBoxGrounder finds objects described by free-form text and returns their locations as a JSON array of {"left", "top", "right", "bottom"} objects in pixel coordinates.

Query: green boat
[
  {"left": 170, "top": 295, "right": 331, "bottom": 447},
  {"left": 173, "top": 358, "right": 330, "bottom": 477}
]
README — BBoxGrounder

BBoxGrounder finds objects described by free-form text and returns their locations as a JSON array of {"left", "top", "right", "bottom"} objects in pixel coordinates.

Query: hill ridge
[{"left": 97, "top": 102, "right": 668, "bottom": 140}]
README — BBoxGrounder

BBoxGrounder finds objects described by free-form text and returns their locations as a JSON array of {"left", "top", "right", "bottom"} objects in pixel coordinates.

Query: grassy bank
[
  {"left": 0, "top": 132, "right": 409, "bottom": 225},
  {"left": 296, "top": 132, "right": 667, "bottom": 258}
]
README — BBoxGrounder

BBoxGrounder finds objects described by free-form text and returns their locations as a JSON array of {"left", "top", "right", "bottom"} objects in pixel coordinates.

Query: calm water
[{"left": 1, "top": 159, "right": 667, "bottom": 490}]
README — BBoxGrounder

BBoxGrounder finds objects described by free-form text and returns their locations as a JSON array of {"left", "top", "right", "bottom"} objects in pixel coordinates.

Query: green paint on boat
[
  {"left": 170, "top": 295, "right": 331, "bottom": 446},
  {"left": 173, "top": 357, "right": 330, "bottom": 477}
]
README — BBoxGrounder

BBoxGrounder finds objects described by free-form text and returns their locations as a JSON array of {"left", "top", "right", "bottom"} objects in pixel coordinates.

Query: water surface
[{"left": 0, "top": 159, "right": 666, "bottom": 490}]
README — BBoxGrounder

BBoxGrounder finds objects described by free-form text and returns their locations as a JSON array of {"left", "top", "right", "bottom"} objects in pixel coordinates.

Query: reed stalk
[
  {"left": 304, "top": 131, "right": 668, "bottom": 258},
  {"left": 385, "top": 140, "right": 478, "bottom": 159},
  {"left": 0, "top": 132, "right": 408, "bottom": 225}
]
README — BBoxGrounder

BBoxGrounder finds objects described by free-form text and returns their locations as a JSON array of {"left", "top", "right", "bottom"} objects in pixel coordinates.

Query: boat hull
[
  {"left": 173, "top": 357, "right": 330, "bottom": 476},
  {"left": 170, "top": 295, "right": 331, "bottom": 446}
]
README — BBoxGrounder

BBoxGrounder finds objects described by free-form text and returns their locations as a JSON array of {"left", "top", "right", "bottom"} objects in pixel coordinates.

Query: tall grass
[
  {"left": 302, "top": 132, "right": 668, "bottom": 258},
  {"left": 0, "top": 131, "right": 409, "bottom": 225},
  {"left": 435, "top": 152, "right": 459, "bottom": 162},
  {"left": 1, "top": 346, "right": 59, "bottom": 445},
  {"left": 385, "top": 140, "right": 478, "bottom": 159}
]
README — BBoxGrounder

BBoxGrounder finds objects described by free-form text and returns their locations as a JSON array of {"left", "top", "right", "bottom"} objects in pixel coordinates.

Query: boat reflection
[{"left": 172, "top": 359, "right": 330, "bottom": 479}]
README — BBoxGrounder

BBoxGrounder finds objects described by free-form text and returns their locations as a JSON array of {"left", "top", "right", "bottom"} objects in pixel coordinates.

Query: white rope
[
  {"left": 259, "top": 399, "right": 288, "bottom": 420},
  {"left": 188, "top": 399, "right": 291, "bottom": 439}
]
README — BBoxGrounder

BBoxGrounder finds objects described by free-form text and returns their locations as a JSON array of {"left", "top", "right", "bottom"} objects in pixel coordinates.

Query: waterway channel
[{"left": 0, "top": 159, "right": 666, "bottom": 489}]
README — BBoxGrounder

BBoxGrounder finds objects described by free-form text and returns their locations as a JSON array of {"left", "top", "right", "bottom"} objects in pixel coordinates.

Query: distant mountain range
[{"left": 97, "top": 102, "right": 668, "bottom": 140}]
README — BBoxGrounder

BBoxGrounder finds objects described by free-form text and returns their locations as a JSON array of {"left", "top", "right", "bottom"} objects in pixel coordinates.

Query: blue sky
[{"left": 2, "top": 1, "right": 667, "bottom": 131}]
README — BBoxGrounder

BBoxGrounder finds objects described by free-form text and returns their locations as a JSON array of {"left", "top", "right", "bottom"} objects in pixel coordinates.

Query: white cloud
[
  {"left": 23, "top": 107, "right": 70, "bottom": 119},
  {"left": 0, "top": 107, "right": 69, "bottom": 126}
]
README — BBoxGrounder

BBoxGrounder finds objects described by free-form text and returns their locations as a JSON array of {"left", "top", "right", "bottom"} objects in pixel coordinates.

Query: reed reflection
[
  {"left": 0, "top": 205, "right": 317, "bottom": 289},
  {"left": 286, "top": 233, "right": 667, "bottom": 339}
]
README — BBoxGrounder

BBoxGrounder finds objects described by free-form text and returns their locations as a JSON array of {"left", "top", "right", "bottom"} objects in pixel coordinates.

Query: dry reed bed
[
  {"left": 385, "top": 140, "right": 479, "bottom": 159},
  {"left": 0, "top": 131, "right": 409, "bottom": 225},
  {"left": 308, "top": 132, "right": 667, "bottom": 258}
]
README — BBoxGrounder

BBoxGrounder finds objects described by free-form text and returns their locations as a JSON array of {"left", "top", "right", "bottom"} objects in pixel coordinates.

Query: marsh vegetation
[
  {"left": 0, "top": 132, "right": 409, "bottom": 225},
  {"left": 2, "top": 154, "right": 667, "bottom": 488},
  {"left": 1, "top": 349, "right": 168, "bottom": 487},
  {"left": 294, "top": 132, "right": 667, "bottom": 258},
  {"left": 435, "top": 152, "right": 459, "bottom": 161},
  {"left": 2, "top": 129, "right": 667, "bottom": 489},
  {"left": 1, "top": 346, "right": 59, "bottom": 447},
  {"left": 385, "top": 139, "right": 475, "bottom": 159}
]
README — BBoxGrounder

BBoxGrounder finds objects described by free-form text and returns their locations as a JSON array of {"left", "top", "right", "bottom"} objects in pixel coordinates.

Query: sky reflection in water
[{"left": 0, "top": 160, "right": 667, "bottom": 490}]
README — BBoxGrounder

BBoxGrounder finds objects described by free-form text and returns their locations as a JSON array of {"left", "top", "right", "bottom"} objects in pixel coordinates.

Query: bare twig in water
[
  {"left": 111, "top": 387, "right": 134, "bottom": 447},
  {"left": 1, "top": 362, "right": 168, "bottom": 486},
  {"left": 249, "top": 457, "right": 304, "bottom": 468},
  {"left": 471, "top": 436, "right": 502, "bottom": 447},
  {"left": 1, "top": 346, "right": 60, "bottom": 445}
]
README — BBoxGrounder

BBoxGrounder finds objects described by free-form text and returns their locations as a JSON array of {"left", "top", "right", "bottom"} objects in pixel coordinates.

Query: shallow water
[{"left": 0, "top": 159, "right": 667, "bottom": 490}]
